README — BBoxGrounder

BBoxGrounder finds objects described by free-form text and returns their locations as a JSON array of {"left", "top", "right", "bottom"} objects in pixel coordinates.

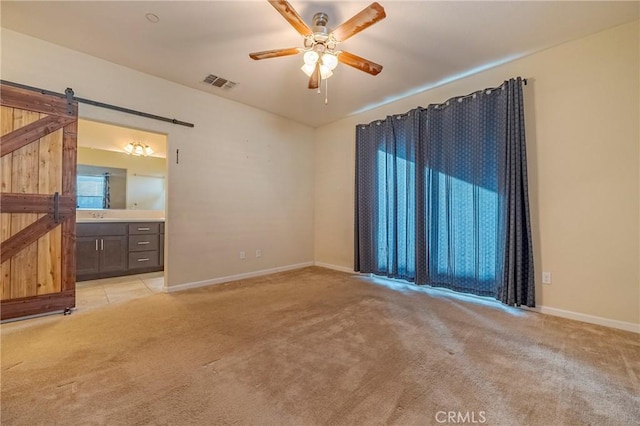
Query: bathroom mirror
[
  {"left": 77, "top": 119, "right": 167, "bottom": 210},
  {"left": 77, "top": 148, "right": 166, "bottom": 210}
]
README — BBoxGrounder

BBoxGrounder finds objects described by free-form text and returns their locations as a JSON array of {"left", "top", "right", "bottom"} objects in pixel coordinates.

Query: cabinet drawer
[
  {"left": 129, "top": 235, "right": 159, "bottom": 252},
  {"left": 129, "top": 223, "right": 160, "bottom": 235},
  {"left": 77, "top": 223, "right": 127, "bottom": 237},
  {"left": 129, "top": 250, "right": 159, "bottom": 268}
]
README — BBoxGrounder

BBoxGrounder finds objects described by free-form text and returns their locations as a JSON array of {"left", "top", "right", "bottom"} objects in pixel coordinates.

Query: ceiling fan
[{"left": 249, "top": 0, "right": 386, "bottom": 90}]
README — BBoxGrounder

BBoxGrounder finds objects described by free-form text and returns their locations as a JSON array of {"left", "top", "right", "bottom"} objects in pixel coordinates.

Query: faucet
[{"left": 91, "top": 211, "right": 105, "bottom": 219}]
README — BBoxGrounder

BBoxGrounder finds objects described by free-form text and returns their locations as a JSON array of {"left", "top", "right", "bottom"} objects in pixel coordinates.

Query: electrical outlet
[
  {"left": 256, "top": 249, "right": 262, "bottom": 258},
  {"left": 240, "top": 251, "right": 246, "bottom": 260},
  {"left": 542, "top": 272, "right": 552, "bottom": 284}
]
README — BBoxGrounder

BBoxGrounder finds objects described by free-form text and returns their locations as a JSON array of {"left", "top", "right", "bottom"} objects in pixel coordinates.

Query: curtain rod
[
  {"left": 0, "top": 79, "right": 195, "bottom": 128},
  {"left": 359, "top": 77, "right": 528, "bottom": 127},
  {"left": 429, "top": 78, "right": 527, "bottom": 109}
]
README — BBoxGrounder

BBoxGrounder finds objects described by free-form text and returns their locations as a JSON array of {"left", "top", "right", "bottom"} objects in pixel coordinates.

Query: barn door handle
[{"left": 53, "top": 192, "right": 60, "bottom": 223}]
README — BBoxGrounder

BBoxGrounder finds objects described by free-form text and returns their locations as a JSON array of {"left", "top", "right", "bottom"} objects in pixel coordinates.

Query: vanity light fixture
[{"left": 124, "top": 142, "right": 154, "bottom": 157}]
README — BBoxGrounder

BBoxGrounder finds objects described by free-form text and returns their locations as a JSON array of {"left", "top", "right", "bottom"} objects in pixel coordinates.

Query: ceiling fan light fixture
[
  {"left": 319, "top": 64, "right": 333, "bottom": 80},
  {"left": 303, "top": 50, "right": 319, "bottom": 66},
  {"left": 301, "top": 63, "right": 316, "bottom": 77},
  {"left": 250, "top": 0, "right": 386, "bottom": 93},
  {"left": 321, "top": 53, "right": 338, "bottom": 70}
]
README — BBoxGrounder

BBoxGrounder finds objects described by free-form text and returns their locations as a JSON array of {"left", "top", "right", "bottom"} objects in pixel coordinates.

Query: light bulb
[
  {"left": 303, "top": 50, "right": 319, "bottom": 66},
  {"left": 124, "top": 143, "right": 134, "bottom": 154},
  {"left": 144, "top": 146, "right": 154, "bottom": 156},
  {"left": 301, "top": 63, "right": 316, "bottom": 77},
  {"left": 319, "top": 64, "right": 333, "bottom": 80},
  {"left": 134, "top": 145, "right": 144, "bottom": 156},
  {"left": 321, "top": 53, "right": 338, "bottom": 70}
]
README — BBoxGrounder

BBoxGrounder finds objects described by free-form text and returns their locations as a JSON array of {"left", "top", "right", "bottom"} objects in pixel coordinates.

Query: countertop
[{"left": 76, "top": 218, "right": 165, "bottom": 223}]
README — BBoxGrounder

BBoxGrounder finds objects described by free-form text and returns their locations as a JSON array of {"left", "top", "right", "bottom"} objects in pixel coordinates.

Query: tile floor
[
  {"left": 76, "top": 271, "right": 165, "bottom": 312},
  {"left": 1, "top": 272, "right": 165, "bottom": 331}
]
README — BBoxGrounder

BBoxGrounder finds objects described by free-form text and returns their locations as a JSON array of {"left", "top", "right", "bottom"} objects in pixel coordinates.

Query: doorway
[{"left": 75, "top": 119, "right": 168, "bottom": 308}]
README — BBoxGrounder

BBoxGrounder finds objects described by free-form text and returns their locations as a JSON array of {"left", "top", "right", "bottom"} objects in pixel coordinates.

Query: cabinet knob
[
  {"left": 137, "top": 227, "right": 150, "bottom": 231},
  {"left": 137, "top": 258, "right": 150, "bottom": 262},
  {"left": 137, "top": 241, "right": 150, "bottom": 245}
]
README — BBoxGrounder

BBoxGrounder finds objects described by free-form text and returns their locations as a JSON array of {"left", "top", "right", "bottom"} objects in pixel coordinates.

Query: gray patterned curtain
[
  {"left": 103, "top": 173, "right": 111, "bottom": 209},
  {"left": 355, "top": 77, "right": 534, "bottom": 307}
]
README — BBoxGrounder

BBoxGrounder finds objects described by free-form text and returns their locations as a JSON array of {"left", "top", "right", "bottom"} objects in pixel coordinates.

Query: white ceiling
[{"left": 2, "top": 1, "right": 638, "bottom": 128}]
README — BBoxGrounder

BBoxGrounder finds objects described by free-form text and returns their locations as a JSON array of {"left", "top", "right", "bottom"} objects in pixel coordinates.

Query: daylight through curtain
[{"left": 355, "top": 77, "right": 534, "bottom": 306}]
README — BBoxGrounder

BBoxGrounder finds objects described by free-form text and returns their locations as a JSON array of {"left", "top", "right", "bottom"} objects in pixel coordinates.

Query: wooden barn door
[{"left": 1, "top": 83, "right": 78, "bottom": 320}]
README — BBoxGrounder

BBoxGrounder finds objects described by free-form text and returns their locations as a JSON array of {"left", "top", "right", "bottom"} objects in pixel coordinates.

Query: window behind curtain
[
  {"left": 374, "top": 142, "right": 499, "bottom": 297},
  {"left": 355, "top": 78, "right": 535, "bottom": 306},
  {"left": 424, "top": 169, "right": 499, "bottom": 296},
  {"left": 376, "top": 149, "right": 416, "bottom": 277}
]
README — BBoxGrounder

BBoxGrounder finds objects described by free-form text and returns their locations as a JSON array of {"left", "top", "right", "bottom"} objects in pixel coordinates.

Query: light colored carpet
[{"left": 1, "top": 267, "right": 638, "bottom": 425}]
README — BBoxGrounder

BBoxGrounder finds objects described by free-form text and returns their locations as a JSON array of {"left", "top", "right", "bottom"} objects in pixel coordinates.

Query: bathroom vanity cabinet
[{"left": 76, "top": 221, "right": 164, "bottom": 281}]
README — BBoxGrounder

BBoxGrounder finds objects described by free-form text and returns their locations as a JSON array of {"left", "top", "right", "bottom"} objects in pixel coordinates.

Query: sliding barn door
[{"left": 0, "top": 84, "right": 77, "bottom": 320}]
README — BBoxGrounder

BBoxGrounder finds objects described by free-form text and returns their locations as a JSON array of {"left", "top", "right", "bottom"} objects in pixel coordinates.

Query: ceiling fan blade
[
  {"left": 338, "top": 51, "right": 383, "bottom": 76},
  {"left": 331, "top": 2, "right": 386, "bottom": 42},
  {"left": 268, "top": 0, "right": 312, "bottom": 36},
  {"left": 249, "top": 47, "right": 301, "bottom": 60},
  {"left": 308, "top": 62, "right": 320, "bottom": 89}
]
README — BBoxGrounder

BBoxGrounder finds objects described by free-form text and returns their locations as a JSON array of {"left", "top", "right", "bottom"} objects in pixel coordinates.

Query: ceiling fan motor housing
[
  {"left": 313, "top": 12, "right": 329, "bottom": 30},
  {"left": 312, "top": 12, "right": 330, "bottom": 42}
]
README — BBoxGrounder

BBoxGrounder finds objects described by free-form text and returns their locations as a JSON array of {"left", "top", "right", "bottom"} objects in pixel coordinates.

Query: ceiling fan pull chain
[{"left": 325, "top": 77, "right": 329, "bottom": 105}]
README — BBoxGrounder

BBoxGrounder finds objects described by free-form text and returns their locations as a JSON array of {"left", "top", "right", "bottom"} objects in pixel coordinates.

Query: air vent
[{"left": 202, "top": 74, "right": 237, "bottom": 89}]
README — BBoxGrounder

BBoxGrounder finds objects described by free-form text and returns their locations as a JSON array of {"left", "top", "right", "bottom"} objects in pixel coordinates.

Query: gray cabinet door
[
  {"left": 76, "top": 237, "right": 100, "bottom": 276},
  {"left": 100, "top": 236, "right": 128, "bottom": 273}
]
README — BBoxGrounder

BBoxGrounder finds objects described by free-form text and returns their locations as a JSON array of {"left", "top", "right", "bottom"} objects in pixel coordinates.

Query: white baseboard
[
  {"left": 313, "top": 262, "right": 355, "bottom": 274},
  {"left": 365, "top": 274, "right": 639, "bottom": 334},
  {"left": 165, "top": 261, "right": 314, "bottom": 293},
  {"left": 524, "top": 305, "right": 639, "bottom": 334}
]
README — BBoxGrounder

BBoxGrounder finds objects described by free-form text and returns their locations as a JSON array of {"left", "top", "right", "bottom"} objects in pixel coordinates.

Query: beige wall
[
  {"left": 78, "top": 118, "right": 168, "bottom": 158},
  {"left": 314, "top": 21, "right": 640, "bottom": 327},
  {"left": 1, "top": 29, "right": 315, "bottom": 287}
]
